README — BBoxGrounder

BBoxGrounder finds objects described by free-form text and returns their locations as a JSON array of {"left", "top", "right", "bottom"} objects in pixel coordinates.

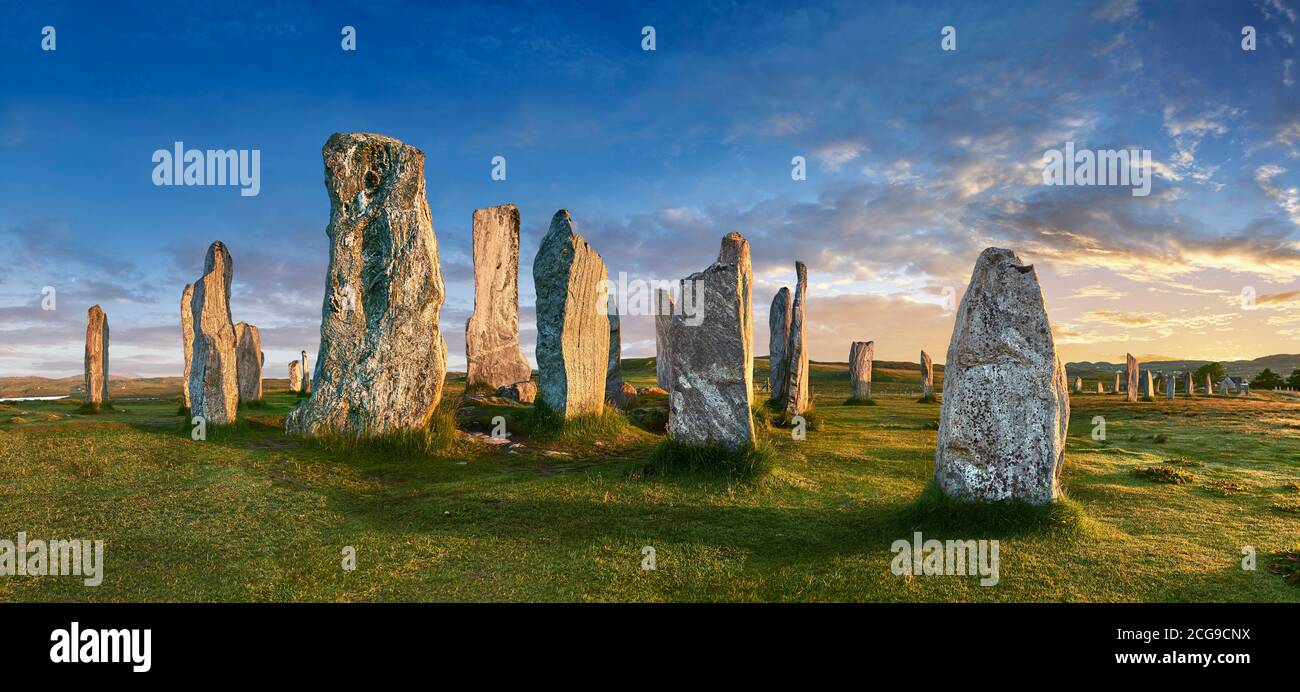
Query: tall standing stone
[
  {"left": 1165, "top": 373, "right": 1175, "bottom": 400},
  {"left": 1126, "top": 354, "right": 1139, "bottom": 402},
  {"left": 1096, "top": 381, "right": 1103, "bottom": 394},
  {"left": 667, "top": 233, "right": 755, "bottom": 449},
  {"left": 464, "top": 204, "right": 532, "bottom": 389},
  {"left": 289, "top": 361, "right": 302, "bottom": 392},
  {"left": 533, "top": 209, "right": 609, "bottom": 418},
  {"left": 768, "top": 287, "right": 792, "bottom": 401},
  {"left": 84, "top": 305, "right": 109, "bottom": 406},
  {"left": 605, "top": 308, "right": 627, "bottom": 406},
  {"left": 180, "top": 284, "right": 194, "bottom": 409},
  {"left": 300, "top": 350, "right": 312, "bottom": 394},
  {"left": 189, "top": 241, "right": 240, "bottom": 425},
  {"left": 655, "top": 289, "right": 675, "bottom": 391},
  {"left": 1186, "top": 371, "right": 1195, "bottom": 396},
  {"left": 1114, "top": 371, "right": 1121, "bottom": 395},
  {"left": 1142, "top": 371, "right": 1154, "bottom": 398},
  {"left": 1205, "top": 372, "right": 1213, "bottom": 395},
  {"left": 849, "top": 340, "right": 874, "bottom": 401},
  {"left": 784, "top": 262, "right": 809, "bottom": 415},
  {"left": 920, "top": 350, "right": 934, "bottom": 398},
  {"left": 285, "top": 132, "right": 448, "bottom": 436},
  {"left": 935, "top": 248, "right": 1069, "bottom": 504},
  {"left": 234, "top": 322, "right": 263, "bottom": 402}
]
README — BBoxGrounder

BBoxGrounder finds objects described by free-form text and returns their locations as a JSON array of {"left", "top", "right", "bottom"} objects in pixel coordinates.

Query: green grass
[
  {"left": 0, "top": 359, "right": 1298, "bottom": 602},
  {"left": 644, "top": 439, "right": 776, "bottom": 480}
]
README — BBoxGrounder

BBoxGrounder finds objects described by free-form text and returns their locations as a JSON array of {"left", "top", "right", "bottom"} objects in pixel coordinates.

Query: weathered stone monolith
[
  {"left": 180, "top": 284, "right": 194, "bottom": 409},
  {"left": 605, "top": 308, "right": 626, "bottom": 405},
  {"left": 1186, "top": 371, "right": 1194, "bottom": 396},
  {"left": 533, "top": 209, "right": 609, "bottom": 418},
  {"left": 1205, "top": 373, "right": 1212, "bottom": 395},
  {"left": 1219, "top": 377, "right": 1233, "bottom": 395},
  {"left": 84, "top": 305, "right": 109, "bottom": 406},
  {"left": 1096, "top": 381, "right": 1103, "bottom": 394},
  {"left": 920, "top": 350, "right": 934, "bottom": 398},
  {"left": 1114, "top": 371, "right": 1121, "bottom": 395},
  {"left": 784, "top": 262, "right": 809, "bottom": 415},
  {"left": 465, "top": 204, "right": 532, "bottom": 390},
  {"left": 189, "top": 241, "right": 240, "bottom": 425},
  {"left": 667, "top": 233, "right": 755, "bottom": 449},
  {"left": 1142, "top": 371, "right": 1153, "bottom": 398},
  {"left": 1126, "top": 354, "right": 1139, "bottom": 402},
  {"left": 935, "top": 248, "right": 1069, "bottom": 504},
  {"left": 284, "top": 132, "right": 449, "bottom": 436},
  {"left": 288, "top": 361, "right": 302, "bottom": 392},
  {"left": 300, "top": 350, "right": 311, "bottom": 395},
  {"left": 655, "top": 289, "right": 674, "bottom": 391},
  {"left": 1165, "top": 373, "right": 1175, "bottom": 400},
  {"left": 234, "top": 322, "right": 263, "bottom": 402},
  {"left": 1073, "top": 376, "right": 1083, "bottom": 393},
  {"left": 497, "top": 380, "right": 537, "bottom": 404},
  {"left": 849, "top": 340, "right": 874, "bottom": 401},
  {"left": 768, "top": 287, "right": 792, "bottom": 401}
]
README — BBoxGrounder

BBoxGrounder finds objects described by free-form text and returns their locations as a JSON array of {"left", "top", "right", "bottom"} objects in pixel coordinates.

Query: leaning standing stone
[
  {"left": 768, "top": 287, "right": 792, "bottom": 402},
  {"left": 935, "top": 248, "right": 1069, "bottom": 504},
  {"left": 234, "top": 322, "right": 263, "bottom": 402},
  {"left": 784, "top": 262, "right": 810, "bottom": 415},
  {"left": 180, "top": 284, "right": 194, "bottom": 409},
  {"left": 465, "top": 204, "right": 533, "bottom": 389},
  {"left": 84, "top": 305, "right": 109, "bottom": 406},
  {"left": 655, "top": 289, "right": 674, "bottom": 391},
  {"left": 288, "top": 361, "right": 302, "bottom": 392},
  {"left": 285, "top": 132, "right": 449, "bottom": 436},
  {"left": 667, "top": 233, "right": 755, "bottom": 450},
  {"left": 920, "top": 350, "right": 934, "bottom": 398},
  {"left": 849, "top": 340, "right": 874, "bottom": 401},
  {"left": 533, "top": 209, "right": 610, "bottom": 418},
  {"left": 189, "top": 241, "right": 240, "bottom": 425},
  {"left": 1126, "top": 354, "right": 1139, "bottom": 402}
]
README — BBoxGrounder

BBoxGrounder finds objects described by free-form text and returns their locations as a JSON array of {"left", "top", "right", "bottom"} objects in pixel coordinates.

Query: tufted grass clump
[
  {"left": 1132, "top": 465, "right": 1194, "bottom": 484},
  {"left": 513, "top": 396, "right": 634, "bottom": 443},
  {"left": 843, "top": 397, "right": 878, "bottom": 406},
  {"left": 643, "top": 438, "right": 775, "bottom": 480},
  {"left": 893, "top": 483, "right": 1088, "bottom": 538},
  {"left": 75, "top": 401, "right": 115, "bottom": 415},
  {"left": 298, "top": 400, "right": 463, "bottom": 457}
]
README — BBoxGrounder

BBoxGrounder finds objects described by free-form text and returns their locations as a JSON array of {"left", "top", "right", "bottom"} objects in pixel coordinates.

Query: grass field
[{"left": 1, "top": 357, "right": 1297, "bottom": 602}]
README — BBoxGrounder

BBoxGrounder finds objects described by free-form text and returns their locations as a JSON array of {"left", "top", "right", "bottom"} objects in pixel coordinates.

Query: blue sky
[{"left": 1, "top": 0, "right": 1298, "bottom": 377}]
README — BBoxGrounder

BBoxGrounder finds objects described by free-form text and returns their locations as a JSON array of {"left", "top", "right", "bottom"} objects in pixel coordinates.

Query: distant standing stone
[
  {"left": 285, "top": 132, "right": 449, "bottom": 436},
  {"left": 289, "top": 361, "right": 302, "bottom": 392},
  {"left": 84, "top": 305, "right": 109, "bottom": 405},
  {"left": 935, "top": 248, "right": 1069, "bottom": 504},
  {"left": 920, "top": 350, "right": 934, "bottom": 398},
  {"left": 496, "top": 380, "right": 537, "bottom": 404},
  {"left": 1205, "top": 373, "right": 1212, "bottom": 395},
  {"left": 1073, "top": 376, "right": 1083, "bottom": 393},
  {"left": 1126, "top": 354, "right": 1139, "bottom": 402},
  {"left": 768, "top": 287, "right": 792, "bottom": 402},
  {"left": 605, "top": 308, "right": 624, "bottom": 404},
  {"left": 180, "top": 283, "right": 195, "bottom": 409},
  {"left": 188, "top": 241, "right": 240, "bottom": 425},
  {"left": 1114, "top": 371, "right": 1121, "bottom": 396},
  {"left": 655, "top": 289, "right": 675, "bottom": 391},
  {"left": 1186, "top": 371, "right": 1194, "bottom": 396},
  {"left": 849, "top": 340, "right": 874, "bottom": 401},
  {"left": 234, "top": 322, "right": 263, "bottom": 402},
  {"left": 533, "top": 209, "right": 610, "bottom": 418},
  {"left": 1096, "top": 381, "right": 1103, "bottom": 394},
  {"left": 464, "top": 204, "right": 533, "bottom": 389},
  {"left": 1165, "top": 373, "right": 1175, "bottom": 400},
  {"left": 784, "top": 262, "right": 810, "bottom": 415},
  {"left": 667, "top": 233, "right": 755, "bottom": 450},
  {"left": 300, "top": 350, "right": 311, "bottom": 395}
]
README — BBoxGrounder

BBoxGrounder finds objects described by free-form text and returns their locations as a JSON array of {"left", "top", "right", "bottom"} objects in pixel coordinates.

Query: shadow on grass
[
  {"left": 882, "top": 482, "right": 1090, "bottom": 540},
  {"left": 641, "top": 438, "right": 775, "bottom": 482}
]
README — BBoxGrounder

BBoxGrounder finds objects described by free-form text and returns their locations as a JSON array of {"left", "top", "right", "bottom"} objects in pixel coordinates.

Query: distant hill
[{"left": 1066, "top": 354, "right": 1300, "bottom": 380}]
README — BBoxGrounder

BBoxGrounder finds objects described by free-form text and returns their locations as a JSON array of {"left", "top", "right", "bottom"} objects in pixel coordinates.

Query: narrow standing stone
[
  {"left": 667, "top": 233, "right": 755, "bottom": 449},
  {"left": 285, "top": 132, "right": 449, "bottom": 436},
  {"left": 784, "top": 262, "right": 810, "bottom": 415},
  {"left": 289, "top": 361, "right": 302, "bottom": 392},
  {"left": 768, "top": 287, "right": 792, "bottom": 402},
  {"left": 1114, "top": 371, "right": 1121, "bottom": 395},
  {"left": 464, "top": 204, "right": 533, "bottom": 389},
  {"left": 1126, "top": 354, "right": 1139, "bottom": 402},
  {"left": 1186, "top": 371, "right": 1195, "bottom": 396},
  {"left": 533, "top": 209, "right": 610, "bottom": 418},
  {"left": 189, "top": 241, "right": 240, "bottom": 425},
  {"left": 1205, "top": 373, "right": 1213, "bottom": 395},
  {"left": 84, "top": 305, "right": 109, "bottom": 406},
  {"left": 235, "top": 322, "right": 263, "bottom": 402},
  {"left": 920, "top": 350, "right": 934, "bottom": 398},
  {"left": 180, "top": 284, "right": 195, "bottom": 409},
  {"left": 935, "top": 248, "right": 1069, "bottom": 504},
  {"left": 849, "top": 340, "right": 874, "bottom": 401},
  {"left": 655, "top": 289, "right": 675, "bottom": 391},
  {"left": 605, "top": 307, "right": 627, "bottom": 406},
  {"left": 300, "top": 350, "right": 312, "bottom": 395},
  {"left": 1073, "top": 376, "right": 1083, "bottom": 393},
  {"left": 1165, "top": 373, "right": 1175, "bottom": 400},
  {"left": 1096, "top": 381, "right": 1103, "bottom": 394}
]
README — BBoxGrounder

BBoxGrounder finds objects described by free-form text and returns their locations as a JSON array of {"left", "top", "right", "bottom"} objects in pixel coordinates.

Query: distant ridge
[{"left": 1066, "top": 354, "right": 1300, "bottom": 378}]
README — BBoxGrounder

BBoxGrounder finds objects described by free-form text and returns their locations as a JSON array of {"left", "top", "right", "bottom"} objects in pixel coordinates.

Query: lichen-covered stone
[
  {"left": 465, "top": 204, "right": 532, "bottom": 389},
  {"left": 300, "top": 350, "right": 312, "bottom": 395},
  {"left": 1126, "top": 354, "right": 1139, "bottom": 402},
  {"left": 935, "top": 248, "right": 1069, "bottom": 504},
  {"left": 285, "top": 132, "right": 448, "bottom": 436},
  {"left": 768, "top": 287, "right": 791, "bottom": 401},
  {"left": 849, "top": 340, "right": 874, "bottom": 400},
  {"left": 784, "top": 262, "right": 809, "bottom": 415},
  {"left": 605, "top": 309, "right": 624, "bottom": 402},
  {"left": 235, "top": 322, "right": 263, "bottom": 402},
  {"left": 84, "top": 305, "right": 109, "bottom": 405},
  {"left": 920, "top": 350, "right": 934, "bottom": 397},
  {"left": 497, "top": 380, "right": 537, "bottom": 404},
  {"left": 667, "top": 233, "right": 755, "bottom": 450},
  {"left": 533, "top": 209, "right": 609, "bottom": 418},
  {"left": 655, "top": 289, "right": 675, "bottom": 391},
  {"left": 180, "top": 284, "right": 194, "bottom": 409},
  {"left": 289, "top": 361, "right": 302, "bottom": 392},
  {"left": 189, "top": 241, "right": 240, "bottom": 425}
]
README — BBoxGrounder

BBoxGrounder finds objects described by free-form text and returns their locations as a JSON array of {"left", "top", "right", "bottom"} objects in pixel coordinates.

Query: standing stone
[
  {"left": 289, "top": 361, "right": 302, "bottom": 392},
  {"left": 1141, "top": 371, "right": 1154, "bottom": 399},
  {"left": 1165, "top": 373, "right": 1175, "bottom": 400},
  {"left": 189, "top": 241, "right": 240, "bottom": 425},
  {"left": 1205, "top": 373, "right": 1213, "bottom": 395},
  {"left": 497, "top": 381, "right": 537, "bottom": 404},
  {"left": 605, "top": 308, "right": 629, "bottom": 406},
  {"left": 1126, "top": 354, "right": 1139, "bottom": 402},
  {"left": 1096, "top": 381, "right": 1103, "bottom": 394},
  {"left": 667, "top": 233, "right": 755, "bottom": 449},
  {"left": 935, "top": 248, "right": 1069, "bottom": 504},
  {"left": 285, "top": 132, "right": 448, "bottom": 436},
  {"left": 300, "top": 350, "right": 312, "bottom": 395},
  {"left": 180, "top": 284, "right": 195, "bottom": 409},
  {"left": 784, "top": 262, "right": 810, "bottom": 415},
  {"left": 655, "top": 289, "right": 675, "bottom": 391},
  {"left": 920, "top": 350, "right": 934, "bottom": 398},
  {"left": 1186, "top": 371, "right": 1195, "bottom": 396},
  {"left": 234, "top": 322, "right": 263, "bottom": 402},
  {"left": 1114, "top": 371, "right": 1121, "bottom": 395},
  {"left": 464, "top": 204, "right": 532, "bottom": 389},
  {"left": 1219, "top": 377, "right": 1234, "bottom": 395},
  {"left": 768, "top": 287, "right": 792, "bottom": 401},
  {"left": 1073, "top": 376, "right": 1083, "bottom": 393},
  {"left": 84, "top": 305, "right": 109, "bottom": 406},
  {"left": 849, "top": 340, "right": 874, "bottom": 401},
  {"left": 533, "top": 209, "right": 609, "bottom": 418}
]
